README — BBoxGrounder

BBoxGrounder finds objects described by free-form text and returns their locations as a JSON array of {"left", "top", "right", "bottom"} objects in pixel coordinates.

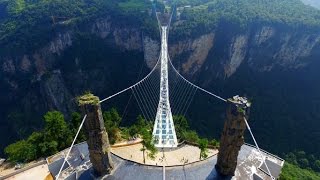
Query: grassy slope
[{"left": 280, "top": 162, "right": 320, "bottom": 180}]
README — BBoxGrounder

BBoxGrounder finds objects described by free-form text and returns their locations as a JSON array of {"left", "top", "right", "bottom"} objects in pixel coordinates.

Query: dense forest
[
  {"left": 0, "top": 0, "right": 158, "bottom": 55},
  {"left": 171, "top": 0, "right": 320, "bottom": 39}
]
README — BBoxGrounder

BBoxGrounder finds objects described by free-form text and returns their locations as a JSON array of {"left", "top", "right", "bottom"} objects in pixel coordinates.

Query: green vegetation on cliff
[
  {"left": 284, "top": 150, "right": 320, "bottom": 173},
  {"left": 4, "top": 108, "right": 218, "bottom": 163},
  {"left": 172, "top": 0, "right": 320, "bottom": 38},
  {"left": 280, "top": 162, "right": 320, "bottom": 180},
  {"left": 0, "top": 0, "right": 156, "bottom": 55},
  {"left": 5, "top": 111, "right": 75, "bottom": 162},
  {"left": 4, "top": 108, "right": 157, "bottom": 162}
]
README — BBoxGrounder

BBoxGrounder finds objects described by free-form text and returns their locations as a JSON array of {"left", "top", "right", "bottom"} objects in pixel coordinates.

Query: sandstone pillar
[
  {"left": 78, "top": 93, "right": 114, "bottom": 176},
  {"left": 215, "top": 95, "right": 251, "bottom": 176}
]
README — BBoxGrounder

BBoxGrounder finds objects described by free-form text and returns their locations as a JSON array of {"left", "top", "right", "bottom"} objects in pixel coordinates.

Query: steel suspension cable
[
  {"left": 100, "top": 57, "right": 160, "bottom": 103},
  {"left": 244, "top": 117, "right": 274, "bottom": 180},
  {"left": 121, "top": 59, "right": 146, "bottom": 120},
  {"left": 145, "top": 76, "right": 160, "bottom": 112},
  {"left": 180, "top": 86, "right": 197, "bottom": 117},
  {"left": 176, "top": 81, "right": 194, "bottom": 116},
  {"left": 132, "top": 87, "right": 149, "bottom": 121},
  {"left": 134, "top": 85, "right": 153, "bottom": 121},
  {"left": 182, "top": 87, "right": 197, "bottom": 117},
  {"left": 138, "top": 81, "right": 157, "bottom": 120},
  {"left": 139, "top": 81, "right": 157, "bottom": 118},
  {"left": 168, "top": 57, "right": 227, "bottom": 102},
  {"left": 56, "top": 114, "right": 87, "bottom": 180},
  {"left": 170, "top": 76, "right": 184, "bottom": 114},
  {"left": 173, "top": 80, "right": 190, "bottom": 115}
]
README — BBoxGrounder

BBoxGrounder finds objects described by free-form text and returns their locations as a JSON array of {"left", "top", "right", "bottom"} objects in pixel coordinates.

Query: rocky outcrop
[
  {"left": 113, "top": 28, "right": 142, "bottom": 51},
  {"left": 0, "top": 16, "right": 158, "bottom": 121},
  {"left": 216, "top": 96, "right": 250, "bottom": 176},
  {"left": 20, "top": 55, "right": 31, "bottom": 72},
  {"left": 2, "top": 58, "right": 15, "bottom": 73},
  {"left": 170, "top": 23, "right": 320, "bottom": 78},
  {"left": 79, "top": 94, "right": 114, "bottom": 176},
  {"left": 91, "top": 18, "right": 112, "bottom": 39},
  {"left": 40, "top": 70, "right": 75, "bottom": 116},
  {"left": 254, "top": 26, "right": 275, "bottom": 46},
  {"left": 48, "top": 31, "right": 73, "bottom": 55},
  {"left": 143, "top": 36, "right": 160, "bottom": 68},
  {"left": 169, "top": 33, "right": 214, "bottom": 75},
  {"left": 224, "top": 35, "right": 248, "bottom": 77},
  {"left": 273, "top": 34, "right": 320, "bottom": 67}
]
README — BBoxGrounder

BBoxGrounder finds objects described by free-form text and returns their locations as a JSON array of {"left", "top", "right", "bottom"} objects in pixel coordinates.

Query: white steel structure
[{"left": 152, "top": 26, "right": 178, "bottom": 148}]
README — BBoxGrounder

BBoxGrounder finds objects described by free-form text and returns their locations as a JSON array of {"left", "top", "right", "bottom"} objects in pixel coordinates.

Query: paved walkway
[
  {"left": 4, "top": 164, "right": 50, "bottom": 180},
  {"left": 111, "top": 143, "right": 218, "bottom": 166}
]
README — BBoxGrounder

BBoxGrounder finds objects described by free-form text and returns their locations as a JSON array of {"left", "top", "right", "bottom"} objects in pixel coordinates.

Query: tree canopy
[
  {"left": 172, "top": 0, "right": 320, "bottom": 39},
  {"left": 0, "top": 0, "right": 157, "bottom": 55}
]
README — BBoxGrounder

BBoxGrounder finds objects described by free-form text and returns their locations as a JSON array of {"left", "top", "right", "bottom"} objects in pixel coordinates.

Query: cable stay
[
  {"left": 167, "top": 56, "right": 227, "bottom": 103},
  {"left": 244, "top": 117, "right": 274, "bottom": 180},
  {"left": 100, "top": 56, "right": 161, "bottom": 103},
  {"left": 56, "top": 114, "right": 88, "bottom": 180}
]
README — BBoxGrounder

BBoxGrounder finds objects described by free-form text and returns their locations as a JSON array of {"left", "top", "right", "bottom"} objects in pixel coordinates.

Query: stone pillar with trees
[
  {"left": 215, "top": 95, "right": 251, "bottom": 176},
  {"left": 78, "top": 93, "right": 114, "bottom": 176}
]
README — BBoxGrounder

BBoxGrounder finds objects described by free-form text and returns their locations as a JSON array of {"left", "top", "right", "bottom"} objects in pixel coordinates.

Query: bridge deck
[{"left": 152, "top": 26, "right": 178, "bottom": 148}]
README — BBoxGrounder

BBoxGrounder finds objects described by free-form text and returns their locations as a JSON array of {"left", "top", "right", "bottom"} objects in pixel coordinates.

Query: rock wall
[
  {"left": 169, "top": 23, "right": 320, "bottom": 78},
  {"left": 216, "top": 98, "right": 249, "bottom": 176},
  {"left": 79, "top": 94, "right": 114, "bottom": 176},
  {"left": 0, "top": 16, "right": 160, "bottom": 154}
]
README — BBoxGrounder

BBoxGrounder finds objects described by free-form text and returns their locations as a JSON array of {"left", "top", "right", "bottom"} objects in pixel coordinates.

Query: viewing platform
[{"left": 45, "top": 141, "right": 284, "bottom": 180}]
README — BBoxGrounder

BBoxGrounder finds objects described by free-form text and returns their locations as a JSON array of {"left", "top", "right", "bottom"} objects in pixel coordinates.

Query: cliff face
[
  {"left": 169, "top": 23, "right": 320, "bottom": 79},
  {"left": 0, "top": 16, "right": 160, "bottom": 153},
  {"left": 1, "top": 15, "right": 320, "bottom": 156},
  {"left": 169, "top": 21, "right": 320, "bottom": 156}
]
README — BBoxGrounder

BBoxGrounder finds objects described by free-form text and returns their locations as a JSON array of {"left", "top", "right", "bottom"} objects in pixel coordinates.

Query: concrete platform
[{"left": 47, "top": 142, "right": 284, "bottom": 180}]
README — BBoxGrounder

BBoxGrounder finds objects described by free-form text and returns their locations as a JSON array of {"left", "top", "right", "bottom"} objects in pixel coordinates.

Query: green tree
[
  {"left": 280, "top": 162, "right": 320, "bottom": 180},
  {"left": 103, "top": 108, "right": 122, "bottom": 130},
  {"left": 209, "top": 139, "right": 220, "bottom": 149},
  {"left": 70, "top": 112, "right": 86, "bottom": 143},
  {"left": 314, "top": 160, "right": 320, "bottom": 172},
  {"left": 27, "top": 131, "right": 44, "bottom": 157},
  {"left": 38, "top": 141, "right": 59, "bottom": 156},
  {"left": 103, "top": 108, "right": 122, "bottom": 144},
  {"left": 4, "top": 140, "right": 36, "bottom": 162},
  {"left": 299, "top": 158, "right": 310, "bottom": 169},
  {"left": 140, "top": 127, "right": 158, "bottom": 162},
  {"left": 173, "top": 115, "right": 189, "bottom": 139},
  {"left": 198, "top": 138, "right": 208, "bottom": 160},
  {"left": 128, "top": 125, "right": 139, "bottom": 137},
  {"left": 182, "top": 130, "right": 199, "bottom": 143},
  {"left": 136, "top": 115, "right": 147, "bottom": 129},
  {"left": 285, "top": 152, "right": 298, "bottom": 165},
  {"left": 43, "top": 111, "right": 72, "bottom": 151}
]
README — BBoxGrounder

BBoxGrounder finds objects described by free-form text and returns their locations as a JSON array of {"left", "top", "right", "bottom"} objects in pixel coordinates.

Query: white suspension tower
[{"left": 152, "top": 26, "right": 178, "bottom": 148}]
